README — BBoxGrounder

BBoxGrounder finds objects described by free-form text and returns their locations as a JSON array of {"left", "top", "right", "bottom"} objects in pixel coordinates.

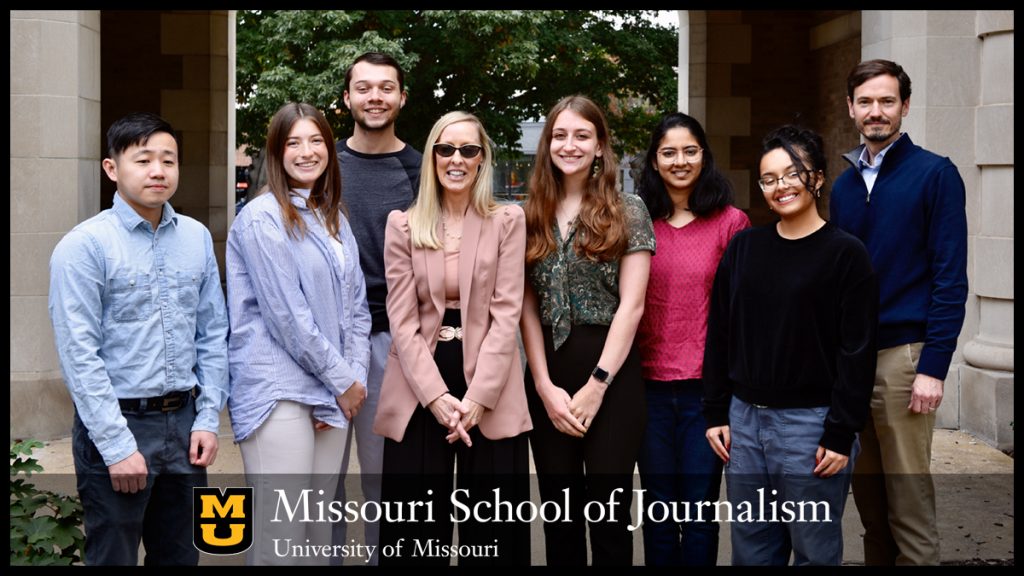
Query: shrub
[{"left": 10, "top": 439, "right": 85, "bottom": 565}]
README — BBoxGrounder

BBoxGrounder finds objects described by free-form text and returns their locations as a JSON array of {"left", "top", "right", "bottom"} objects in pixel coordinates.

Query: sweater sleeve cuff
[
  {"left": 819, "top": 426, "right": 855, "bottom": 457},
  {"left": 703, "top": 406, "right": 730, "bottom": 429},
  {"left": 916, "top": 349, "right": 953, "bottom": 381}
]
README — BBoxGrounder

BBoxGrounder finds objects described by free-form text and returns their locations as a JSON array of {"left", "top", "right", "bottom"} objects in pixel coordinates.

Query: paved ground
[{"left": 27, "top": 428, "right": 1013, "bottom": 566}]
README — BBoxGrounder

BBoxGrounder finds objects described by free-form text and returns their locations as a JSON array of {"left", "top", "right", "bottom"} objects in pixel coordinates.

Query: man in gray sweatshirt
[{"left": 332, "top": 52, "right": 421, "bottom": 566}]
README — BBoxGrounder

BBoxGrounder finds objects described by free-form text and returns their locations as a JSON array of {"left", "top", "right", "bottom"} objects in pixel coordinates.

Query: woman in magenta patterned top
[{"left": 635, "top": 112, "right": 749, "bottom": 566}]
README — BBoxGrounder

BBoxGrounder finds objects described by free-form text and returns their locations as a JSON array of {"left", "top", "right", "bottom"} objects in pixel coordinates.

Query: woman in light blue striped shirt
[{"left": 226, "top": 102, "right": 371, "bottom": 565}]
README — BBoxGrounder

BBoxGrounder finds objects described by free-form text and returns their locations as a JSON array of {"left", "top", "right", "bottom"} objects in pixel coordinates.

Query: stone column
[
  {"left": 227, "top": 11, "right": 238, "bottom": 237},
  {"left": 10, "top": 11, "right": 102, "bottom": 440},
  {"left": 677, "top": 10, "right": 689, "bottom": 114},
  {"left": 961, "top": 11, "right": 1014, "bottom": 451}
]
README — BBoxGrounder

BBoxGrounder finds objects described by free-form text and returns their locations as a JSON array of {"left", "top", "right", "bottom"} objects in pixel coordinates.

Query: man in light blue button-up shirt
[{"left": 48, "top": 112, "right": 228, "bottom": 565}]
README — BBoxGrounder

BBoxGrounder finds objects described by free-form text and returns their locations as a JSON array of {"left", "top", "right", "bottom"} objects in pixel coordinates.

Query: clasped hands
[
  {"left": 540, "top": 377, "right": 607, "bottom": 438},
  {"left": 429, "top": 393, "right": 484, "bottom": 447}
]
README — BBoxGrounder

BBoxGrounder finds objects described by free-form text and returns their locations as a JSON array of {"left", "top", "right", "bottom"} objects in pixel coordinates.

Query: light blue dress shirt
[
  {"left": 857, "top": 137, "right": 898, "bottom": 199},
  {"left": 226, "top": 191, "right": 371, "bottom": 442},
  {"left": 49, "top": 193, "right": 229, "bottom": 466}
]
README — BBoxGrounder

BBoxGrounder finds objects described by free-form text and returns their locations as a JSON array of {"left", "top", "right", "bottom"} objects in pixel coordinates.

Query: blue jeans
[
  {"left": 637, "top": 379, "right": 722, "bottom": 566},
  {"left": 72, "top": 394, "right": 205, "bottom": 566},
  {"left": 725, "top": 397, "right": 858, "bottom": 566}
]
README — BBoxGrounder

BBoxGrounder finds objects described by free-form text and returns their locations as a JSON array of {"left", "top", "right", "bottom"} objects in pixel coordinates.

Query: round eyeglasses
[
  {"left": 758, "top": 170, "right": 810, "bottom": 192},
  {"left": 658, "top": 146, "right": 703, "bottom": 164}
]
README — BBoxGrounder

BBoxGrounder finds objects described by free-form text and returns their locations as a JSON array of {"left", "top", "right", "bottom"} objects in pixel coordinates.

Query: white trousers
[{"left": 240, "top": 400, "right": 346, "bottom": 565}]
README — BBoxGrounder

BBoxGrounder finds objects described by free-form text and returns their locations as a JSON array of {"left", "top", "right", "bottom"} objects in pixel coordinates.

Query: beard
[{"left": 861, "top": 118, "right": 901, "bottom": 142}]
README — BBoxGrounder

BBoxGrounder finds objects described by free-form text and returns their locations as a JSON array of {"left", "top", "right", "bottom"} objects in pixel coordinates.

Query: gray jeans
[
  {"left": 331, "top": 330, "right": 391, "bottom": 565},
  {"left": 72, "top": 394, "right": 205, "bottom": 566}
]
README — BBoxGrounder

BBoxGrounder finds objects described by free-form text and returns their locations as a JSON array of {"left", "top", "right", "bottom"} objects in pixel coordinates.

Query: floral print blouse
[{"left": 528, "top": 192, "right": 655, "bottom": 350}]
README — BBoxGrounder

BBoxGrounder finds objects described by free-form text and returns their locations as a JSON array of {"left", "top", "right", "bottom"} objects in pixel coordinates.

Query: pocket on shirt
[
  {"left": 108, "top": 275, "right": 152, "bottom": 322},
  {"left": 176, "top": 270, "right": 202, "bottom": 312}
]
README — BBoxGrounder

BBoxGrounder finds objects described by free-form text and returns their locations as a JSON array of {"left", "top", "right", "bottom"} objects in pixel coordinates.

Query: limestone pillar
[
  {"left": 961, "top": 11, "right": 1014, "bottom": 451},
  {"left": 10, "top": 10, "right": 102, "bottom": 439}
]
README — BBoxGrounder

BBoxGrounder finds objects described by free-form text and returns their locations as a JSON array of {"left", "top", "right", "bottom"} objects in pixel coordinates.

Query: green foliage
[
  {"left": 236, "top": 10, "right": 677, "bottom": 159},
  {"left": 10, "top": 439, "right": 85, "bottom": 566}
]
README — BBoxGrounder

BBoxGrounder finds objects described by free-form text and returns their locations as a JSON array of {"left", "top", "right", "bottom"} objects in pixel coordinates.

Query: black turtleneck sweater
[{"left": 702, "top": 221, "right": 878, "bottom": 455}]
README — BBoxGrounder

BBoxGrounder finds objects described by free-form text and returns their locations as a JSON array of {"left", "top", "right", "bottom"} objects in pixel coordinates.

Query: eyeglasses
[
  {"left": 658, "top": 146, "right": 703, "bottom": 164},
  {"left": 433, "top": 143, "right": 483, "bottom": 158},
  {"left": 758, "top": 170, "right": 810, "bottom": 192}
]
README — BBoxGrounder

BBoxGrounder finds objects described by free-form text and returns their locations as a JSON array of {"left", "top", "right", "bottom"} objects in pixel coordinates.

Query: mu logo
[{"left": 193, "top": 487, "right": 254, "bottom": 555}]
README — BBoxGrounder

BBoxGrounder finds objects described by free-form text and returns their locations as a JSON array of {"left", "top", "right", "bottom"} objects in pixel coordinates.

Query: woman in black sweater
[{"left": 702, "top": 125, "right": 878, "bottom": 565}]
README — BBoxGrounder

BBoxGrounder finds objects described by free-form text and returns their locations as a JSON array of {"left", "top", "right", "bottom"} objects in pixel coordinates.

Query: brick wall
[
  {"left": 701, "top": 10, "right": 860, "bottom": 226},
  {"left": 810, "top": 33, "right": 862, "bottom": 219}
]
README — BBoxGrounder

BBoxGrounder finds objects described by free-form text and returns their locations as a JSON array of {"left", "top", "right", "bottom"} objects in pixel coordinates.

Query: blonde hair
[{"left": 408, "top": 111, "right": 497, "bottom": 249}]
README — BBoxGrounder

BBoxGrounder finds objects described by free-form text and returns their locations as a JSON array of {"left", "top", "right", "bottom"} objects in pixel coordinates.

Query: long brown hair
[
  {"left": 524, "top": 95, "right": 626, "bottom": 264},
  {"left": 264, "top": 102, "right": 345, "bottom": 240}
]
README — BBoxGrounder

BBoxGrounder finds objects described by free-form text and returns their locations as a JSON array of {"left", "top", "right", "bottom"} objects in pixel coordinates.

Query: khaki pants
[{"left": 852, "top": 343, "right": 940, "bottom": 565}]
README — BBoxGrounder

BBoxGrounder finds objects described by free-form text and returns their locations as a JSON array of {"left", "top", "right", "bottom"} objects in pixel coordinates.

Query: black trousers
[
  {"left": 380, "top": 309, "right": 530, "bottom": 566},
  {"left": 526, "top": 324, "right": 646, "bottom": 566}
]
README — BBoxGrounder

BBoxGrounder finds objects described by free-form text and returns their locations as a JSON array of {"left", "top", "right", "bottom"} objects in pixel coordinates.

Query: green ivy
[{"left": 10, "top": 439, "right": 85, "bottom": 565}]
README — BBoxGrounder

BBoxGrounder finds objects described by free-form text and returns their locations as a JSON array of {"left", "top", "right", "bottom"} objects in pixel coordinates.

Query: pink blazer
[{"left": 373, "top": 203, "right": 532, "bottom": 442}]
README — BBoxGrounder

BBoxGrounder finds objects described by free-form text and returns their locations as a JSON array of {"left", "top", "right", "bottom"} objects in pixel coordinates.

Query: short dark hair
[
  {"left": 637, "top": 112, "right": 734, "bottom": 220},
  {"left": 760, "top": 125, "right": 827, "bottom": 197},
  {"left": 344, "top": 52, "right": 405, "bottom": 92},
  {"left": 106, "top": 112, "right": 177, "bottom": 160},
  {"left": 847, "top": 59, "right": 912, "bottom": 102}
]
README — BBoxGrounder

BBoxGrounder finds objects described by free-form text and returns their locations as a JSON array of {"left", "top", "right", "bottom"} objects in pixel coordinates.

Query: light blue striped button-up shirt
[
  {"left": 226, "top": 191, "right": 371, "bottom": 442},
  {"left": 48, "top": 194, "right": 229, "bottom": 466},
  {"left": 856, "top": 137, "right": 898, "bottom": 198}
]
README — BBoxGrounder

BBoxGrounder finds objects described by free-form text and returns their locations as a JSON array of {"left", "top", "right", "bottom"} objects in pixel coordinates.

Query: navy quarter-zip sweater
[{"left": 831, "top": 134, "right": 968, "bottom": 380}]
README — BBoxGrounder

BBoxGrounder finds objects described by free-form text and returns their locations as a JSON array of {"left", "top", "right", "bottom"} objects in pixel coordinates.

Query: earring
[
  {"left": 591, "top": 160, "right": 601, "bottom": 178},
  {"left": 814, "top": 188, "right": 822, "bottom": 198}
]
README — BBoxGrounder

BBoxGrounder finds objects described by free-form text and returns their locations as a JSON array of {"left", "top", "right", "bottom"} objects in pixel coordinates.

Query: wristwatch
[{"left": 591, "top": 365, "right": 613, "bottom": 385}]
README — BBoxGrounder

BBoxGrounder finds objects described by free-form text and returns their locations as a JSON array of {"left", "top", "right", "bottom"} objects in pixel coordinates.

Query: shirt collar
[
  {"left": 858, "top": 135, "right": 901, "bottom": 170},
  {"left": 288, "top": 188, "right": 312, "bottom": 209},
  {"left": 112, "top": 192, "right": 178, "bottom": 231}
]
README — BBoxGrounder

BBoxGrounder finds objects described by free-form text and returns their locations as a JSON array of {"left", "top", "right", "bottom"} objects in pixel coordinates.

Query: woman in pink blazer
[{"left": 374, "top": 111, "right": 531, "bottom": 565}]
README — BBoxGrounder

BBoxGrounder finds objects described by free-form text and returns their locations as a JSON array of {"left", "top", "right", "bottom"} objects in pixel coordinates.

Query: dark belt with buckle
[{"left": 119, "top": 387, "right": 197, "bottom": 413}]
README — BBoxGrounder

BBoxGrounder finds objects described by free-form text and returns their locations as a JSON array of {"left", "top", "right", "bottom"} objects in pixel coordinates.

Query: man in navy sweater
[{"left": 831, "top": 59, "right": 968, "bottom": 566}]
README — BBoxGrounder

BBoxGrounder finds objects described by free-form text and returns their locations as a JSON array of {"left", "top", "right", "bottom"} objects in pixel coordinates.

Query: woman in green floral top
[{"left": 521, "top": 95, "right": 655, "bottom": 565}]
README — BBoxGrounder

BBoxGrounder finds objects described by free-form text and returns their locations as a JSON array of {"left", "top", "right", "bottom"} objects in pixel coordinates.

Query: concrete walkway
[{"left": 27, "top": 428, "right": 1013, "bottom": 565}]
